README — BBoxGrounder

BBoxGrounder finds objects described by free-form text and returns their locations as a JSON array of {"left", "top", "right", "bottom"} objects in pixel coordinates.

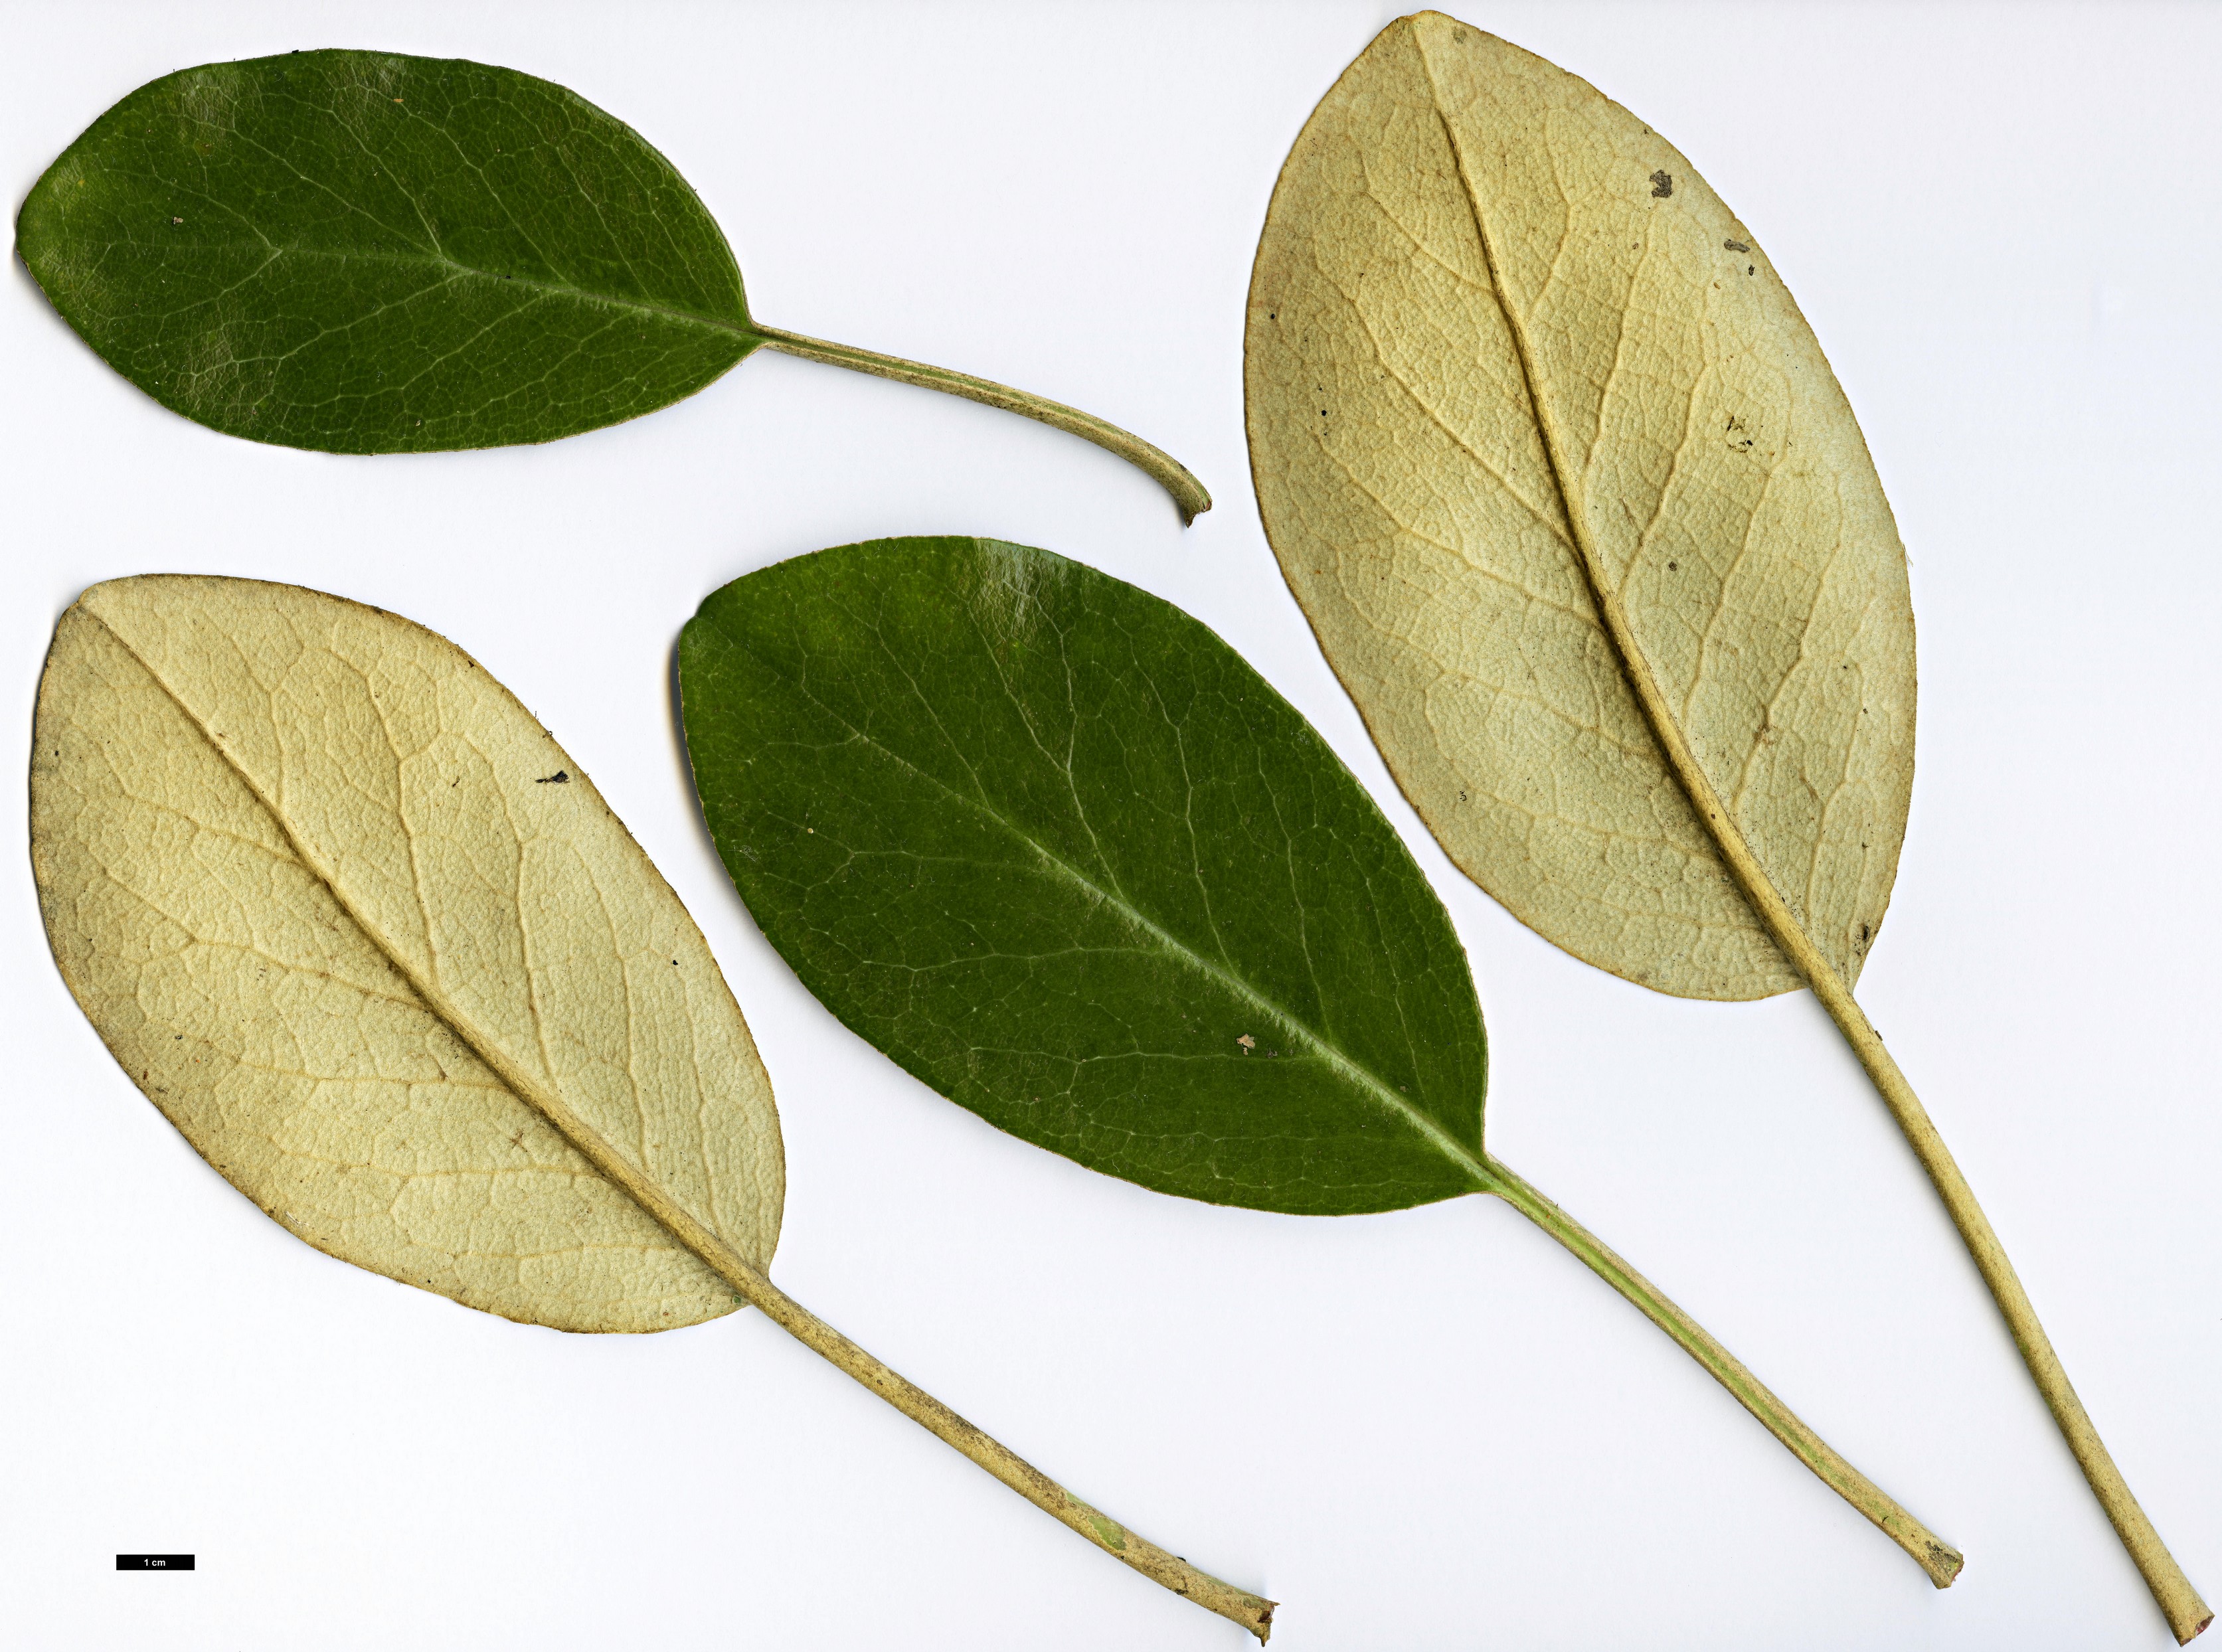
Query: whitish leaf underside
[
  {"left": 1247, "top": 13, "right": 1916, "bottom": 999},
  {"left": 32, "top": 578, "right": 783, "bottom": 1331}
]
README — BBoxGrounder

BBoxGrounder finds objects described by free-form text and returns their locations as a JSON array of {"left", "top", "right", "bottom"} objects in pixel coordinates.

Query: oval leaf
[
  {"left": 17, "top": 51, "right": 756, "bottom": 451},
  {"left": 679, "top": 536, "right": 1488, "bottom": 1216},
  {"left": 32, "top": 576, "right": 784, "bottom": 1331},
  {"left": 1245, "top": 12, "right": 1916, "bottom": 1000},
  {"left": 12, "top": 51, "right": 1214, "bottom": 523},
  {"left": 675, "top": 538, "right": 1970, "bottom": 1584}
]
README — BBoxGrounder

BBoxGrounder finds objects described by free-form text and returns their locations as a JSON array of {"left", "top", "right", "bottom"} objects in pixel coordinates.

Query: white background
[{"left": 1, "top": 3, "right": 2215, "bottom": 1647}]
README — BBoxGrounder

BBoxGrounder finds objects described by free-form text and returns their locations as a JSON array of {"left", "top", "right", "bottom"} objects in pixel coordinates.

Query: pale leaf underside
[
  {"left": 32, "top": 577, "right": 783, "bottom": 1332},
  {"left": 1247, "top": 11, "right": 1916, "bottom": 1000}
]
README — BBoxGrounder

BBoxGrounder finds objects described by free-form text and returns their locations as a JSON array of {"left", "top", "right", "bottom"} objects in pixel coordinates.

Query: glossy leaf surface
[
  {"left": 679, "top": 537, "right": 1489, "bottom": 1216},
  {"left": 17, "top": 51, "right": 757, "bottom": 451},
  {"left": 33, "top": 576, "right": 784, "bottom": 1330}
]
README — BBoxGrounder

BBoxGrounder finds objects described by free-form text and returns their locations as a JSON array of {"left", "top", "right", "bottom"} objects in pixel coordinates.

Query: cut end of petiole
[
  {"left": 1100, "top": 1509, "right": 1274, "bottom": 1641},
  {"left": 1922, "top": 1537, "right": 1964, "bottom": 1590},
  {"left": 2161, "top": 1584, "right": 2214, "bottom": 1645}
]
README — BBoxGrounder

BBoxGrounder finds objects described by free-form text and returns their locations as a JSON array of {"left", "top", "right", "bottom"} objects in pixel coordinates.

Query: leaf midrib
[
  {"left": 115, "top": 235, "right": 761, "bottom": 343},
  {"left": 732, "top": 625, "right": 1495, "bottom": 1187},
  {"left": 1413, "top": 26, "right": 1817, "bottom": 991}
]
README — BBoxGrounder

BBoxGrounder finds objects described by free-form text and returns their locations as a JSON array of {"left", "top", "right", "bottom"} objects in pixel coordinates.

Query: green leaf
[
  {"left": 17, "top": 51, "right": 754, "bottom": 451},
  {"left": 678, "top": 536, "right": 1486, "bottom": 1216},
  {"left": 679, "top": 535, "right": 1964, "bottom": 1584},
  {"left": 15, "top": 51, "right": 1210, "bottom": 517}
]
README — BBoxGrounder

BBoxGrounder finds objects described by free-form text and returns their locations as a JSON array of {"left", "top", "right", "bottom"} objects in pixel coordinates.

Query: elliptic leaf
[
  {"left": 675, "top": 537, "right": 1969, "bottom": 1586},
  {"left": 12, "top": 50, "right": 1213, "bottom": 521},
  {"left": 16, "top": 51, "right": 757, "bottom": 451},
  {"left": 32, "top": 576, "right": 784, "bottom": 1331},
  {"left": 679, "top": 537, "right": 1490, "bottom": 1216},
  {"left": 1245, "top": 11, "right": 1916, "bottom": 1000},
  {"left": 1246, "top": 21, "right": 2217, "bottom": 1635}
]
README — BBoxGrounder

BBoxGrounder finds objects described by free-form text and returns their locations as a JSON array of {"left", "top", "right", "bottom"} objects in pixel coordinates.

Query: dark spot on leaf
[
  {"left": 1724, "top": 239, "right": 1749, "bottom": 253},
  {"left": 1668, "top": 560, "right": 1678, "bottom": 571},
  {"left": 535, "top": 770, "right": 568, "bottom": 784},
  {"left": 1650, "top": 170, "right": 1673, "bottom": 199}
]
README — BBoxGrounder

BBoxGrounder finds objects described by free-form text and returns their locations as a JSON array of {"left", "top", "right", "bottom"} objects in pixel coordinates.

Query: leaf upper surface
[
  {"left": 1246, "top": 13, "right": 1916, "bottom": 1000},
  {"left": 16, "top": 51, "right": 757, "bottom": 451},
  {"left": 32, "top": 576, "right": 784, "bottom": 1331},
  {"left": 680, "top": 537, "right": 1488, "bottom": 1217}
]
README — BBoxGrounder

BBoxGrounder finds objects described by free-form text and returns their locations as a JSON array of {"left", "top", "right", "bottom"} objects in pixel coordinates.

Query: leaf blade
[
  {"left": 32, "top": 576, "right": 784, "bottom": 1331},
  {"left": 16, "top": 51, "right": 758, "bottom": 452},
  {"left": 675, "top": 538, "right": 1987, "bottom": 1590},
  {"left": 679, "top": 536, "right": 1488, "bottom": 1216},
  {"left": 1245, "top": 13, "right": 1916, "bottom": 1000}
]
